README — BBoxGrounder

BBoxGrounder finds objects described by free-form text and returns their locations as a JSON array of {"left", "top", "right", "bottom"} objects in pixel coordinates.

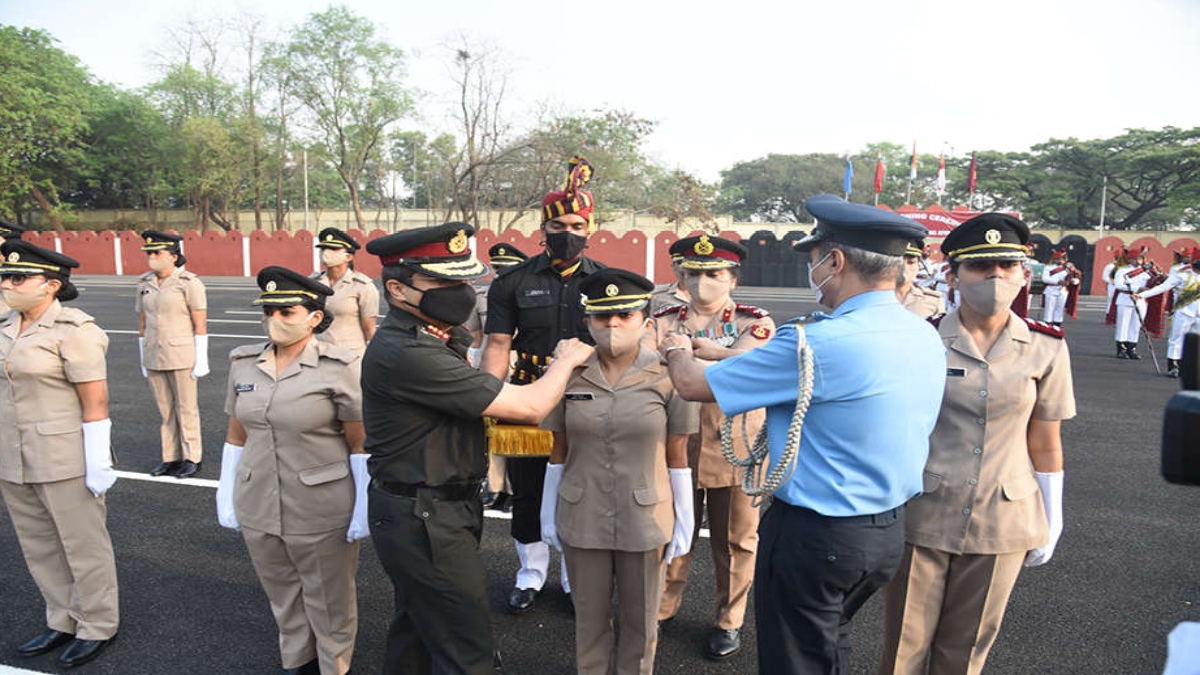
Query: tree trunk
[{"left": 29, "top": 186, "right": 66, "bottom": 234}]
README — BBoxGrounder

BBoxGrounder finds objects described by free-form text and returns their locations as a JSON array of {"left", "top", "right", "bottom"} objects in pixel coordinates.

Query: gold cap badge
[
  {"left": 694, "top": 235, "right": 715, "bottom": 256},
  {"left": 984, "top": 229, "right": 1002, "bottom": 245},
  {"left": 447, "top": 229, "right": 468, "bottom": 254},
  {"left": 8, "top": 252, "right": 19, "bottom": 262},
  {"left": 265, "top": 280, "right": 277, "bottom": 292},
  {"left": 605, "top": 284, "right": 619, "bottom": 297}
]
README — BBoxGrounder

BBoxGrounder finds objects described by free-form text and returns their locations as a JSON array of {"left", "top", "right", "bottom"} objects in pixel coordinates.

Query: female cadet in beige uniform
[
  {"left": 0, "top": 240, "right": 119, "bottom": 668},
  {"left": 312, "top": 228, "right": 379, "bottom": 354},
  {"left": 540, "top": 268, "right": 698, "bottom": 675},
  {"left": 216, "top": 266, "right": 369, "bottom": 675},
  {"left": 652, "top": 235, "right": 774, "bottom": 660},
  {"left": 137, "top": 230, "right": 209, "bottom": 478},
  {"left": 879, "top": 214, "right": 1075, "bottom": 675},
  {"left": 0, "top": 218, "right": 28, "bottom": 313}
]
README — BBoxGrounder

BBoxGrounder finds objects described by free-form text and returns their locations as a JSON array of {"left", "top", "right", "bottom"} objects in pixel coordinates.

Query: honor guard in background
[
  {"left": 137, "top": 230, "right": 209, "bottom": 478},
  {"left": 217, "top": 267, "right": 367, "bottom": 675},
  {"left": 1041, "top": 248, "right": 1071, "bottom": 326},
  {"left": 0, "top": 218, "right": 28, "bottom": 314},
  {"left": 313, "top": 228, "right": 379, "bottom": 354},
  {"left": 932, "top": 258, "right": 959, "bottom": 313},
  {"left": 480, "top": 156, "right": 607, "bottom": 612},
  {"left": 0, "top": 241, "right": 120, "bottom": 668},
  {"left": 660, "top": 195, "right": 945, "bottom": 675},
  {"left": 1137, "top": 247, "right": 1200, "bottom": 378},
  {"left": 653, "top": 235, "right": 774, "bottom": 660},
  {"left": 541, "top": 268, "right": 698, "bottom": 675},
  {"left": 880, "top": 214, "right": 1076, "bottom": 675},
  {"left": 361, "top": 223, "right": 593, "bottom": 675},
  {"left": 897, "top": 240, "right": 946, "bottom": 320},
  {"left": 1113, "top": 246, "right": 1151, "bottom": 359}
]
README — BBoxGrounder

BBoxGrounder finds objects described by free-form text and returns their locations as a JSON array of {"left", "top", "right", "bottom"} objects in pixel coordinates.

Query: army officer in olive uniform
[
  {"left": 653, "top": 235, "right": 774, "bottom": 660},
  {"left": 0, "top": 241, "right": 120, "bottom": 668},
  {"left": 880, "top": 214, "right": 1075, "bottom": 675},
  {"left": 137, "top": 230, "right": 209, "bottom": 478},
  {"left": 361, "top": 223, "right": 594, "bottom": 675},
  {"left": 217, "top": 266, "right": 368, "bottom": 675},
  {"left": 313, "top": 227, "right": 379, "bottom": 354}
]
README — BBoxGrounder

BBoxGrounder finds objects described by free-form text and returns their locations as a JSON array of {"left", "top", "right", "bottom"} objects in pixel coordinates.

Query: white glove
[
  {"left": 346, "top": 454, "right": 371, "bottom": 542},
  {"left": 1025, "top": 470, "right": 1064, "bottom": 567},
  {"left": 83, "top": 419, "right": 116, "bottom": 497},
  {"left": 138, "top": 337, "right": 148, "bottom": 378},
  {"left": 216, "top": 443, "right": 243, "bottom": 530},
  {"left": 540, "top": 463, "right": 564, "bottom": 552},
  {"left": 664, "top": 467, "right": 695, "bottom": 565},
  {"left": 192, "top": 334, "right": 210, "bottom": 379}
]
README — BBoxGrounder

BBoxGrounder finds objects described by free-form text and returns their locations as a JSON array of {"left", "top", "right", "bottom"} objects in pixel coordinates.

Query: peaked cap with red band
[
  {"left": 365, "top": 221, "right": 488, "bottom": 280},
  {"left": 670, "top": 234, "right": 747, "bottom": 270},
  {"left": 542, "top": 155, "right": 596, "bottom": 231}
]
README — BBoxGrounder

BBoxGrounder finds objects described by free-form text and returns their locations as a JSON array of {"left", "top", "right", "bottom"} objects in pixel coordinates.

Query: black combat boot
[
  {"left": 1126, "top": 342, "right": 1141, "bottom": 360},
  {"left": 1167, "top": 359, "right": 1180, "bottom": 378},
  {"left": 1116, "top": 342, "right": 1129, "bottom": 359}
]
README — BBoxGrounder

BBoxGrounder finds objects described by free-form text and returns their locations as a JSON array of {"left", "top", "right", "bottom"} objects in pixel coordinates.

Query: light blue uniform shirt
[{"left": 707, "top": 290, "right": 946, "bottom": 516}]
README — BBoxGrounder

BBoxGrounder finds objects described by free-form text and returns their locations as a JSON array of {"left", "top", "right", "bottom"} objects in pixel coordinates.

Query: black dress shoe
[
  {"left": 281, "top": 658, "right": 320, "bottom": 675},
  {"left": 172, "top": 460, "right": 201, "bottom": 479},
  {"left": 149, "top": 461, "right": 181, "bottom": 477},
  {"left": 507, "top": 587, "right": 539, "bottom": 613},
  {"left": 58, "top": 636, "right": 115, "bottom": 668},
  {"left": 16, "top": 629, "right": 74, "bottom": 657},
  {"left": 487, "top": 493, "right": 511, "bottom": 512},
  {"left": 707, "top": 628, "right": 741, "bottom": 660}
]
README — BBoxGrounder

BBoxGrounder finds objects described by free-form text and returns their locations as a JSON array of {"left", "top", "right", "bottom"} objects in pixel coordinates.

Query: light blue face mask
[{"left": 807, "top": 252, "right": 834, "bottom": 306}]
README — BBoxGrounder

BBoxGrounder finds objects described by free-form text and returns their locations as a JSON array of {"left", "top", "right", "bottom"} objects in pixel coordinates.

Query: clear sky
[{"left": 5, "top": 0, "right": 1200, "bottom": 182}]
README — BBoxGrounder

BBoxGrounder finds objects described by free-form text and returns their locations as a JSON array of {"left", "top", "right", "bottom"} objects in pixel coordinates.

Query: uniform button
[
  {"left": 827, "top": 554, "right": 836, "bottom": 562},
  {"left": 604, "top": 462, "right": 613, "bottom": 470},
  {"left": 980, "top": 363, "right": 988, "bottom": 370},
  {"left": 973, "top": 447, "right": 982, "bottom": 455},
  {"left": 968, "top": 478, "right": 978, "bottom": 485},
  {"left": 421, "top": 511, "right": 430, "bottom": 519},
  {"left": 962, "top": 507, "right": 971, "bottom": 516},
  {"left": 977, "top": 418, "right": 986, "bottom": 425},
  {"left": 979, "top": 390, "right": 988, "bottom": 398},
  {"left": 605, "top": 509, "right": 615, "bottom": 517}
]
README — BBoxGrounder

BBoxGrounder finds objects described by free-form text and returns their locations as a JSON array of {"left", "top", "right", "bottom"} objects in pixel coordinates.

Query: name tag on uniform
[
  {"left": 946, "top": 368, "right": 966, "bottom": 377},
  {"left": 564, "top": 392, "right": 594, "bottom": 401},
  {"left": 523, "top": 289, "right": 550, "bottom": 297},
  {"left": 235, "top": 383, "right": 255, "bottom": 393}
]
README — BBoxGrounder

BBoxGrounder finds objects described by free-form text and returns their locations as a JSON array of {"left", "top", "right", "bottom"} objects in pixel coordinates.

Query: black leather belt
[
  {"left": 776, "top": 500, "right": 904, "bottom": 525},
  {"left": 370, "top": 479, "right": 480, "bottom": 501}
]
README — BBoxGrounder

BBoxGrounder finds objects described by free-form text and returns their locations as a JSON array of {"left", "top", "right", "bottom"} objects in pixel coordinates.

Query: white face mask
[
  {"left": 321, "top": 249, "right": 351, "bottom": 267},
  {"left": 957, "top": 277, "right": 1024, "bottom": 316},
  {"left": 263, "top": 310, "right": 317, "bottom": 347},
  {"left": 807, "top": 252, "right": 835, "bottom": 306},
  {"left": 589, "top": 319, "right": 648, "bottom": 359},
  {"left": 2, "top": 281, "right": 50, "bottom": 312},
  {"left": 684, "top": 274, "right": 734, "bottom": 307}
]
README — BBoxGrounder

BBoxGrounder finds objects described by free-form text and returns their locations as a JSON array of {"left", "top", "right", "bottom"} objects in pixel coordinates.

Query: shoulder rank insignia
[
  {"left": 735, "top": 303, "right": 769, "bottom": 318},
  {"left": 653, "top": 304, "right": 685, "bottom": 319},
  {"left": 1023, "top": 317, "right": 1065, "bottom": 339},
  {"left": 750, "top": 324, "right": 772, "bottom": 340}
]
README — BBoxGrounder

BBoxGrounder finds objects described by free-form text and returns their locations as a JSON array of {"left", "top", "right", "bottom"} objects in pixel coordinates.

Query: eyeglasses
[{"left": 0, "top": 274, "right": 43, "bottom": 285}]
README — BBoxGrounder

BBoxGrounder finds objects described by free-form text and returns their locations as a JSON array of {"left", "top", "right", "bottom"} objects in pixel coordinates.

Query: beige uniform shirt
[
  {"left": 542, "top": 348, "right": 698, "bottom": 552},
  {"left": 649, "top": 282, "right": 689, "bottom": 315},
  {"left": 902, "top": 285, "right": 946, "bottom": 320},
  {"left": 0, "top": 302, "right": 108, "bottom": 484},
  {"left": 653, "top": 301, "right": 775, "bottom": 487},
  {"left": 906, "top": 311, "right": 1075, "bottom": 555},
  {"left": 313, "top": 269, "right": 379, "bottom": 353},
  {"left": 225, "top": 339, "right": 363, "bottom": 536},
  {"left": 137, "top": 267, "right": 207, "bottom": 370}
]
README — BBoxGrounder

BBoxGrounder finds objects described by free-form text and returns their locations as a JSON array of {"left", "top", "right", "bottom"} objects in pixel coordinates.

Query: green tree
[{"left": 718, "top": 153, "right": 847, "bottom": 222}]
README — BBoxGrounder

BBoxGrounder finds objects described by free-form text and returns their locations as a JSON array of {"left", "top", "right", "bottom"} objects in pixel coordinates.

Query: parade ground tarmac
[{"left": 1, "top": 275, "right": 1197, "bottom": 675}]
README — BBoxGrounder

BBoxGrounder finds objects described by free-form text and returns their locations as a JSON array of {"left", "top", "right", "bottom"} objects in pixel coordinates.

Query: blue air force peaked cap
[{"left": 793, "top": 195, "right": 928, "bottom": 256}]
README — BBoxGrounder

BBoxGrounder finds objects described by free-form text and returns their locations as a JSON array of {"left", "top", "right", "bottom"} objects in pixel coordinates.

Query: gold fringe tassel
[{"left": 485, "top": 418, "right": 553, "bottom": 457}]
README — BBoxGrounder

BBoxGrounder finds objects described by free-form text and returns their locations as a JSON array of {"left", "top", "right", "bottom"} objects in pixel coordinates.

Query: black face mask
[
  {"left": 404, "top": 282, "right": 476, "bottom": 326},
  {"left": 545, "top": 232, "right": 588, "bottom": 261}
]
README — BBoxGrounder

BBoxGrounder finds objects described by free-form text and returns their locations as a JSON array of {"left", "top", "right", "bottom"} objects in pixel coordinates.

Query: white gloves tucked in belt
[
  {"left": 346, "top": 454, "right": 371, "bottom": 542},
  {"left": 665, "top": 467, "right": 695, "bottom": 565},
  {"left": 540, "top": 463, "right": 565, "bottom": 552},
  {"left": 192, "top": 334, "right": 210, "bottom": 379},
  {"left": 83, "top": 419, "right": 116, "bottom": 497},
  {"left": 137, "top": 337, "right": 148, "bottom": 378},
  {"left": 216, "top": 442, "right": 243, "bottom": 530},
  {"left": 1025, "top": 470, "right": 1064, "bottom": 567}
]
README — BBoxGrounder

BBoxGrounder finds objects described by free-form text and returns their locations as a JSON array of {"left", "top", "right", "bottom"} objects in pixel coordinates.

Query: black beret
[
  {"left": 315, "top": 228, "right": 361, "bottom": 252},
  {"left": 579, "top": 268, "right": 655, "bottom": 314},
  {"left": 141, "top": 230, "right": 183, "bottom": 251},
  {"left": 670, "top": 235, "right": 747, "bottom": 270},
  {"left": 794, "top": 195, "right": 928, "bottom": 256},
  {"left": 0, "top": 219, "right": 27, "bottom": 237},
  {"left": 365, "top": 222, "right": 488, "bottom": 280},
  {"left": 0, "top": 239, "right": 79, "bottom": 276},
  {"left": 487, "top": 243, "right": 529, "bottom": 268},
  {"left": 253, "top": 266, "right": 335, "bottom": 307},
  {"left": 941, "top": 213, "right": 1030, "bottom": 262}
]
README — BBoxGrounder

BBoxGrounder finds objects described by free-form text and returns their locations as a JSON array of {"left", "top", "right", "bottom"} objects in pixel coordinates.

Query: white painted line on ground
[{"left": 0, "top": 664, "right": 53, "bottom": 675}]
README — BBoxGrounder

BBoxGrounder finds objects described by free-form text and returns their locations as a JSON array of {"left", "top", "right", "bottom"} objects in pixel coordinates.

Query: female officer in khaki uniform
[
  {"left": 652, "top": 235, "right": 774, "bottom": 660},
  {"left": 540, "top": 268, "right": 698, "bottom": 675},
  {"left": 879, "top": 214, "right": 1075, "bottom": 675},
  {"left": 0, "top": 218, "right": 28, "bottom": 314},
  {"left": 216, "top": 266, "right": 368, "bottom": 675},
  {"left": 137, "top": 230, "right": 209, "bottom": 478},
  {"left": 312, "top": 228, "right": 379, "bottom": 354},
  {"left": 0, "top": 240, "right": 119, "bottom": 668}
]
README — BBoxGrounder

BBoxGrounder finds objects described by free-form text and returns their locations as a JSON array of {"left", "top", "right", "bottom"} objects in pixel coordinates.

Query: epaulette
[
  {"left": 230, "top": 343, "right": 269, "bottom": 360},
  {"left": 653, "top": 304, "right": 685, "bottom": 319},
  {"left": 793, "top": 312, "right": 829, "bottom": 324},
  {"left": 178, "top": 269, "right": 199, "bottom": 281},
  {"left": 919, "top": 286, "right": 943, "bottom": 299},
  {"left": 352, "top": 271, "right": 374, "bottom": 284},
  {"left": 927, "top": 314, "right": 944, "bottom": 328},
  {"left": 55, "top": 306, "right": 94, "bottom": 327},
  {"left": 316, "top": 340, "right": 360, "bottom": 365},
  {"left": 138, "top": 271, "right": 155, "bottom": 282},
  {"left": 1023, "top": 317, "right": 1065, "bottom": 339},
  {"left": 735, "top": 303, "right": 770, "bottom": 318}
]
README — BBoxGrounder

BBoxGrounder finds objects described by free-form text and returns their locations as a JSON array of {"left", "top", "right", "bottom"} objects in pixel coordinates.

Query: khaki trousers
[
  {"left": 879, "top": 544, "right": 1025, "bottom": 675},
  {"left": 242, "top": 527, "right": 360, "bottom": 675},
  {"left": 0, "top": 477, "right": 120, "bottom": 640},
  {"left": 659, "top": 485, "right": 759, "bottom": 629},
  {"left": 147, "top": 368, "right": 203, "bottom": 463},
  {"left": 563, "top": 544, "right": 665, "bottom": 675}
]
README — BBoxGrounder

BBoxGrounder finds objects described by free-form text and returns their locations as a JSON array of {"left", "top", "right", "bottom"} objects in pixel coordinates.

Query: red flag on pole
[
  {"left": 874, "top": 152, "right": 885, "bottom": 194},
  {"left": 968, "top": 151, "right": 978, "bottom": 195}
]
